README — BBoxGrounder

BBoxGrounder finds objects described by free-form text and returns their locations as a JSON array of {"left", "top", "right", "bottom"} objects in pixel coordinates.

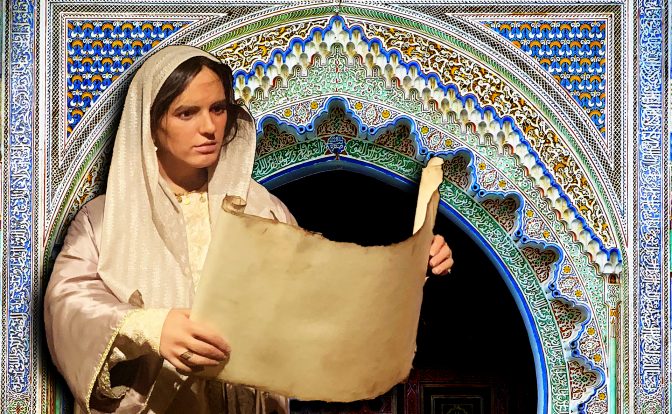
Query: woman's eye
[
  {"left": 177, "top": 110, "right": 195, "bottom": 119},
  {"left": 212, "top": 105, "right": 227, "bottom": 115}
]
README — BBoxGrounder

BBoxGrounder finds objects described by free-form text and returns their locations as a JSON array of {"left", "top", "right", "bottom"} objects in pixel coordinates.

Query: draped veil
[{"left": 99, "top": 45, "right": 258, "bottom": 308}]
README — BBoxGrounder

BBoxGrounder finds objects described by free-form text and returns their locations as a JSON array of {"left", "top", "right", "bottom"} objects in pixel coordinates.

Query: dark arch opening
[{"left": 269, "top": 169, "right": 537, "bottom": 414}]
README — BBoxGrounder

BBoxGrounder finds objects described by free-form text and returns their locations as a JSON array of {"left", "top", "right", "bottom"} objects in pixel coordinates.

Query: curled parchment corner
[{"left": 192, "top": 157, "right": 444, "bottom": 401}]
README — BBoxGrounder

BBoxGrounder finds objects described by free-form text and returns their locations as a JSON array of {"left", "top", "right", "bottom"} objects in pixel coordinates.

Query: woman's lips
[{"left": 194, "top": 142, "right": 218, "bottom": 154}]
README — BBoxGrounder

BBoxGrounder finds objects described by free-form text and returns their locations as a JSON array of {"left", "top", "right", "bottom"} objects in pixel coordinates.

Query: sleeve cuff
[
  {"left": 118, "top": 308, "right": 170, "bottom": 354},
  {"left": 95, "top": 308, "right": 170, "bottom": 400}
]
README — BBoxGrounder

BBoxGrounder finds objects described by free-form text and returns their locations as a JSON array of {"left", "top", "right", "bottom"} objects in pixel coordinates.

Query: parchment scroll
[{"left": 192, "top": 157, "right": 444, "bottom": 401}]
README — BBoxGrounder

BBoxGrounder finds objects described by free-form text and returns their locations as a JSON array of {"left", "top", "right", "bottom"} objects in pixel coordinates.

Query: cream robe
[{"left": 45, "top": 180, "right": 297, "bottom": 413}]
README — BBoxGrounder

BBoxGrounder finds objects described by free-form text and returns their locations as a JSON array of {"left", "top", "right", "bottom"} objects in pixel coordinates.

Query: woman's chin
[{"left": 187, "top": 154, "right": 220, "bottom": 170}]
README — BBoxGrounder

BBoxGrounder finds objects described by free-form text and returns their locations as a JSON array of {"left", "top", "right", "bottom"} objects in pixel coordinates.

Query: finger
[
  {"left": 444, "top": 244, "right": 452, "bottom": 259},
  {"left": 167, "top": 356, "right": 194, "bottom": 374},
  {"left": 187, "top": 337, "right": 230, "bottom": 361},
  {"left": 429, "top": 245, "right": 450, "bottom": 267},
  {"left": 180, "top": 351, "right": 222, "bottom": 368},
  {"left": 429, "top": 235, "right": 444, "bottom": 256},
  {"left": 432, "top": 257, "right": 454, "bottom": 275},
  {"left": 190, "top": 323, "right": 231, "bottom": 354}
]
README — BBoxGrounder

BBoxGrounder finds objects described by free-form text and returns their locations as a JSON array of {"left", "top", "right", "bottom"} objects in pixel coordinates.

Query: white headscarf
[{"left": 98, "top": 45, "right": 257, "bottom": 308}]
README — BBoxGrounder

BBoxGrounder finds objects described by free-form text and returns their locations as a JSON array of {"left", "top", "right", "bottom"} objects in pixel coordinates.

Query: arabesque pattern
[
  {"left": 66, "top": 20, "right": 190, "bottom": 136},
  {"left": 482, "top": 20, "right": 606, "bottom": 136},
  {"left": 219, "top": 15, "right": 619, "bottom": 274}
]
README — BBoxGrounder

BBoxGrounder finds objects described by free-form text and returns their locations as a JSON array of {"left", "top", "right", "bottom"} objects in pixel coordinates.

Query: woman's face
[{"left": 154, "top": 66, "right": 228, "bottom": 176}]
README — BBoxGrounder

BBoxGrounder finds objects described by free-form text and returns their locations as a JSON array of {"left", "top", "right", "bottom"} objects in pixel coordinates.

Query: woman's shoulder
[
  {"left": 84, "top": 194, "right": 106, "bottom": 211},
  {"left": 70, "top": 194, "right": 106, "bottom": 235},
  {"left": 59, "top": 194, "right": 106, "bottom": 251},
  {"left": 80, "top": 194, "right": 106, "bottom": 219}
]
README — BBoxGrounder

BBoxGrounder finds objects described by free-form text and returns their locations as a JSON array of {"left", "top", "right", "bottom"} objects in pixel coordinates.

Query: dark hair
[{"left": 150, "top": 56, "right": 250, "bottom": 145}]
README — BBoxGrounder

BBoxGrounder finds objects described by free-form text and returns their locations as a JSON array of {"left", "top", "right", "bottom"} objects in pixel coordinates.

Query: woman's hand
[
  {"left": 159, "top": 308, "right": 230, "bottom": 374},
  {"left": 428, "top": 234, "right": 454, "bottom": 276}
]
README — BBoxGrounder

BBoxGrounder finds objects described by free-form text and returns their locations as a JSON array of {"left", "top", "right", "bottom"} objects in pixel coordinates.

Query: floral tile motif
[
  {"left": 482, "top": 20, "right": 606, "bottom": 136},
  {"left": 66, "top": 20, "right": 190, "bottom": 136}
]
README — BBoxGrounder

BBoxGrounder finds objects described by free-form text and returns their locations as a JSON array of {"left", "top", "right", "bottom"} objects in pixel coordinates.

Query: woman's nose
[{"left": 200, "top": 113, "right": 217, "bottom": 136}]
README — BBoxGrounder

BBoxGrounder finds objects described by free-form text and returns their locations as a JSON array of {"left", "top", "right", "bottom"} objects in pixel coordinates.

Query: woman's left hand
[{"left": 428, "top": 234, "right": 454, "bottom": 275}]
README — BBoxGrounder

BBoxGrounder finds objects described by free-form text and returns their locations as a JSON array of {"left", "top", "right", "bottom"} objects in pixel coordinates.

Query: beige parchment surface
[{"left": 191, "top": 158, "right": 444, "bottom": 401}]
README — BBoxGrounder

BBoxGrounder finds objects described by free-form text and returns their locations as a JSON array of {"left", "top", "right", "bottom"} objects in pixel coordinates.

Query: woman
[{"left": 45, "top": 45, "right": 454, "bottom": 414}]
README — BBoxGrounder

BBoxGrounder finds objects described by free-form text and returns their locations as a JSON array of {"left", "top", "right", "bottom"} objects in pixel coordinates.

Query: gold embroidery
[
  {"left": 89, "top": 308, "right": 170, "bottom": 411},
  {"left": 84, "top": 309, "right": 138, "bottom": 414}
]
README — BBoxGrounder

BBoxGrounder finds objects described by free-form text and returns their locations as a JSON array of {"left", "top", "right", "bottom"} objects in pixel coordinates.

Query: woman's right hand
[{"left": 159, "top": 308, "right": 230, "bottom": 374}]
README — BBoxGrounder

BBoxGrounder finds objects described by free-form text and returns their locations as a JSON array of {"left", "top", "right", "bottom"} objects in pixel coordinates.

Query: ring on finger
[{"left": 180, "top": 350, "right": 194, "bottom": 362}]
